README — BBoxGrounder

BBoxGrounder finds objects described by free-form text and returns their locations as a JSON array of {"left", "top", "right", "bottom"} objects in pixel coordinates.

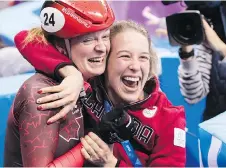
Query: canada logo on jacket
[{"left": 59, "top": 108, "right": 83, "bottom": 142}]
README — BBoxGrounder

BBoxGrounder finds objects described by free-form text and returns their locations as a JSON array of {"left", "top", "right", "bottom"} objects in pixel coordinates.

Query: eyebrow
[
  {"left": 80, "top": 30, "right": 110, "bottom": 39},
  {"left": 140, "top": 52, "right": 150, "bottom": 55},
  {"left": 116, "top": 50, "right": 130, "bottom": 55},
  {"left": 116, "top": 50, "right": 150, "bottom": 55}
]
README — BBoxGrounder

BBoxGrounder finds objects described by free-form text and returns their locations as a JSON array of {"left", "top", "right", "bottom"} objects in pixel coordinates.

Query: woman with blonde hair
[
  {"left": 4, "top": 0, "right": 115, "bottom": 166},
  {"left": 14, "top": 19, "right": 186, "bottom": 167}
]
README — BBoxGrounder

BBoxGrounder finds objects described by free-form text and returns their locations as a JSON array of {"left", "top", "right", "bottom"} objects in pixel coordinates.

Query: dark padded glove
[{"left": 94, "top": 108, "right": 135, "bottom": 144}]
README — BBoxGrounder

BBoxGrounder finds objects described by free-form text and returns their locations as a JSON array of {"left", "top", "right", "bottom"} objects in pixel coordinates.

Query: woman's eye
[
  {"left": 120, "top": 55, "right": 130, "bottom": 58},
  {"left": 102, "top": 35, "right": 110, "bottom": 39},
  {"left": 83, "top": 38, "right": 94, "bottom": 43},
  {"left": 140, "top": 56, "right": 150, "bottom": 60}
]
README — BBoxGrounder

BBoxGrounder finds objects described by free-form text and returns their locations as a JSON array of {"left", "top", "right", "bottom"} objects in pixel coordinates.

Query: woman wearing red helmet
[
  {"left": 14, "top": 19, "right": 186, "bottom": 167},
  {"left": 4, "top": 0, "right": 115, "bottom": 167}
]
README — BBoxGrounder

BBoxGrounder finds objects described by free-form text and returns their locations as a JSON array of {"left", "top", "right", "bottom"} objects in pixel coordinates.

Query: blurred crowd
[
  {"left": 0, "top": 1, "right": 19, "bottom": 10},
  {"left": 0, "top": 1, "right": 34, "bottom": 77}
]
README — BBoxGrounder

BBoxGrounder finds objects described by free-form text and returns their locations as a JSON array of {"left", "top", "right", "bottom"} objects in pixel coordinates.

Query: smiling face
[
  {"left": 70, "top": 29, "right": 110, "bottom": 80},
  {"left": 105, "top": 29, "right": 151, "bottom": 105}
]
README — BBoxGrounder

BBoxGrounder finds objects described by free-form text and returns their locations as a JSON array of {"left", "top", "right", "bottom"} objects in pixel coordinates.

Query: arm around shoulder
[{"left": 14, "top": 30, "right": 73, "bottom": 78}]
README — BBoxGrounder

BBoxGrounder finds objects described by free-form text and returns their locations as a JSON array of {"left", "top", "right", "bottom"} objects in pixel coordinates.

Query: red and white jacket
[
  {"left": 15, "top": 30, "right": 186, "bottom": 167},
  {"left": 84, "top": 76, "right": 186, "bottom": 167}
]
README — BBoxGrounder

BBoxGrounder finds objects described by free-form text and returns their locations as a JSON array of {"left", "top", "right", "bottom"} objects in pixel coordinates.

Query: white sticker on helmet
[{"left": 40, "top": 7, "right": 65, "bottom": 33}]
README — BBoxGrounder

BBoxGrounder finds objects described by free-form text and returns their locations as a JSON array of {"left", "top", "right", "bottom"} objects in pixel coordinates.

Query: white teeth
[
  {"left": 123, "top": 77, "right": 139, "bottom": 82},
  {"left": 89, "top": 57, "right": 103, "bottom": 61},
  {"left": 92, "top": 58, "right": 101, "bottom": 61},
  {"left": 88, "top": 57, "right": 104, "bottom": 63}
]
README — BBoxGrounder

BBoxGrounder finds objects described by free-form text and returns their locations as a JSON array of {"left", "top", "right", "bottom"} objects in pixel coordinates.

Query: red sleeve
[
  {"left": 16, "top": 77, "right": 84, "bottom": 167},
  {"left": 148, "top": 106, "right": 186, "bottom": 167},
  {"left": 48, "top": 143, "right": 84, "bottom": 167},
  {"left": 14, "top": 30, "right": 73, "bottom": 78},
  {"left": 117, "top": 160, "right": 130, "bottom": 167}
]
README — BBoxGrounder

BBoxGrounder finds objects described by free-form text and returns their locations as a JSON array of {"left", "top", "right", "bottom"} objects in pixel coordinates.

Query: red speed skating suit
[
  {"left": 14, "top": 30, "right": 186, "bottom": 167},
  {"left": 4, "top": 73, "right": 85, "bottom": 167}
]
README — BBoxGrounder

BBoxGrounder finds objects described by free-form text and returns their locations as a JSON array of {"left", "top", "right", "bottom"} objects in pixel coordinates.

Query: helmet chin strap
[
  {"left": 64, "top": 38, "right": 86, "bottom": 96},
  {"left": 64, "top": 39, "right": 86, "bottom": 98},
  {"left": 65, "top": 39, "right": 72, "bottom": 59}
]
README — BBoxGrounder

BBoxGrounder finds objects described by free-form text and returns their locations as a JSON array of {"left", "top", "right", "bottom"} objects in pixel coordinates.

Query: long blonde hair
[
  {"left": 110, "top": 20, "right": 158, "bottom": 79},
  {"left": 22, "top": 27, "right": 67, "bottom": 56},
  {"left": 23, "top": 28, "right": 47, "bottom": 47}
]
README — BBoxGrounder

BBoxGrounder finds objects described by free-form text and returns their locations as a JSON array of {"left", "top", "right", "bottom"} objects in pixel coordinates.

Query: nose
[
  {"left": 94, "top": 39, "right": 106, "bottom": 53},
  {"left": 129, "top": 59, "right": 141, "bottom": 72}
]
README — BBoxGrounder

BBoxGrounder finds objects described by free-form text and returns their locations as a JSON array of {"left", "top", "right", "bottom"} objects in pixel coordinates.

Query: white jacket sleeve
[{"left": 178, "top": 45, "right": 212, "bottom": 104}]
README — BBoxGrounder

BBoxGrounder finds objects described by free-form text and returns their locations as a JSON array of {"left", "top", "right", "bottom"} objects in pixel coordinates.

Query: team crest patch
[{"left": 142, "top": 106, "right": 157, "bottom": 118}]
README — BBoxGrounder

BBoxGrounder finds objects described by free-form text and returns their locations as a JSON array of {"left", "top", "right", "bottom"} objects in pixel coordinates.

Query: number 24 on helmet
[{"left": 40, "top": 0, "right": 115, "bottom": 39}]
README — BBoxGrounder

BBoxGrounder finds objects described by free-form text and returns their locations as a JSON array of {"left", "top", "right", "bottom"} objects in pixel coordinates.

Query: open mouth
[
  {"left": 122, "top": 76, "right": 140, "bottom": 89},
  {"left": 88, "top": 57, "right": 104, "bottom": 63}
]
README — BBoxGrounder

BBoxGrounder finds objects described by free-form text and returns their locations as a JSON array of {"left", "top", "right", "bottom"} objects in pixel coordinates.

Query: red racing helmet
[{"left": 40, "top": 0, "right": 115, "bottom": 38}]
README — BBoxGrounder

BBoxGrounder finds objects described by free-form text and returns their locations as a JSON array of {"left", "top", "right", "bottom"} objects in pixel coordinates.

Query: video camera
[{"left": 163, "top": 0, "right": 226, "bottom": 46}]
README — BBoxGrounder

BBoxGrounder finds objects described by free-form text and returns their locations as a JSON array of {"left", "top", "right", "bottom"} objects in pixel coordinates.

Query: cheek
[
  {"left": 107, "top": 64, "right": 115, "bottom": 81},
  {"left": 143, "top": 63, "right": 151, "bottom": 78},
  {"left": 107, "top": 61, "right": 121, "bottom": 82},
  {"left": 71, "top": 52, "right": 87, "bottom": 70},
  {"left": 111, "top": 60, "right": 126, "bottom": 76},
  {"left": 71, "top": 53, "right": 83, "bottom": 64},
  {"left": 71, "top": 47, "right": 91, "bottom": 62},
  {"left": 105, "top": 41, "right": 110, "bottom": 53}
]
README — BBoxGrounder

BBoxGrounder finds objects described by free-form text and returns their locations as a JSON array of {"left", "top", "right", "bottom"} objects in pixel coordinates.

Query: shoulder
[
  {"left": 159, "top": 92, "right": 185, "bottom": 128},
  {"left": 24, "top": 73, "right": 57, "bottom": 87},
  {"left": 15, "top": 73, "right": 58, "bottom": 102},
  {"left": 159, "top": 91, "right": 184, "bottom": 115},
  {"left": 147, "top": 91, "right": 185, "bottom": 125},
  {"left": 13, "top": 73, "right": 59, "bottom": 120}
]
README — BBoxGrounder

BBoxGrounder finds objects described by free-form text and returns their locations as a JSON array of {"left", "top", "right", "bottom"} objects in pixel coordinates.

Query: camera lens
[
  {"left": 176, "top": 18, "right": 196, "bottom": 40},
  {"left": 166, "top": 11, "right": 205, "bottom": 46}
]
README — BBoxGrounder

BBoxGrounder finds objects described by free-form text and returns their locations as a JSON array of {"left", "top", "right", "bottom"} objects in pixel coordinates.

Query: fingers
[
  {"left": 81, "top": 147, "right": 91, "bottom": 160},
  {"left": 37, "top": 85, "right": 63, "bottom": 94},
  {"left": 37, "top": 91, "right": 68, "bottom": 104},
  {"left": 82, "top": 133, "right": 110, "bottom": 158},
  {"left": 88, "top": 132, "right": 109, "bottom": 150},
  {"left": 202, "top": 18, "right": 210, "bottom": 30},
  {"left": 81, "top": 137, "right": 98, "bottom": 159},
  {"left": 80, "top": 134, "right": 115, "bottom": 167},
  {"left": 108, "top": 144, "right": 114, "bottom": 152},
  {"left": 37, "top": 97, "right": 71, "bottom": 110},
  {"left": 47, "top": 104, "right": 73, "bottom": 124},
  {"left": 37, "top": 86, "right": 76, "bottom": 104},
  {"left": 37, "top": 85, "right": 79, "bottom": 110}
]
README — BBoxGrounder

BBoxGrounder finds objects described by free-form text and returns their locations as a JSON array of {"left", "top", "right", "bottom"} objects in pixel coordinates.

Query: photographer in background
[{"left": 178, "top": 12, "right": 226, "bottom": 121}]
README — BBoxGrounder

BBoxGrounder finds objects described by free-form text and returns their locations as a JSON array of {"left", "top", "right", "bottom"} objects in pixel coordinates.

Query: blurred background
[{"left": 0, "top": 0, "right": 207, "bottom": 166}]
